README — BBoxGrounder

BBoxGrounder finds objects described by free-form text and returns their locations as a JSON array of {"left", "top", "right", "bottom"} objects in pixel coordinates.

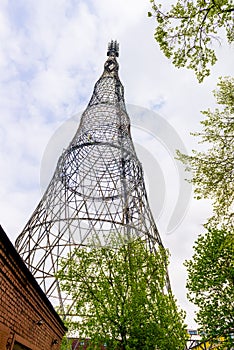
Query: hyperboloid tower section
[{"left": 15, "top": 41, "right": 170, "bottom": 315}]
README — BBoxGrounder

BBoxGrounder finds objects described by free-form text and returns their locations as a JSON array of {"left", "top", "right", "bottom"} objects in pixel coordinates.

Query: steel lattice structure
[{"left": 15, "top": 41, "right": 170, "bottom": 315}]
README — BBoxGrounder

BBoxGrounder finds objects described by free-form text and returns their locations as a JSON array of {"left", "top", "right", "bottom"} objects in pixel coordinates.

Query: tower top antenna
[{"left": 107, "top": 40, "right": 119, "bottom": 57}]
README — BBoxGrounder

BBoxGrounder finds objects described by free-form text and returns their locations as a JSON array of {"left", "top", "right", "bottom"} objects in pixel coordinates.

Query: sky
[{"left": 0, "top": 0, "right": 233, "bottom": 329}]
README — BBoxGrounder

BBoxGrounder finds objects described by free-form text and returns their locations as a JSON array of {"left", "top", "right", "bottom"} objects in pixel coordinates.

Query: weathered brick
[{"left": 0, "top": 226, "right": 67, "bottom": 350}]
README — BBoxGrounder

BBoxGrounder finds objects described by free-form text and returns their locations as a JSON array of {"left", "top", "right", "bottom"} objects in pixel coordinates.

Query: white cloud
[{"left": 0, "top": 0, "right": 233, "bottom": 329}]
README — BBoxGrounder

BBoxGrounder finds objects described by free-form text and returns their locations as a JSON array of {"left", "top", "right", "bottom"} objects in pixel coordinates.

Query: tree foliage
[
  {"left": 56, "top": 238, "right": 187, "bottom": 350},
  {"left": 60, "top": 336, "right": 73, "bottom": 350},
  {"left": 178, "top": 76, "right": 234, "bottom": 345},
  {"left": 148, "top": 0, "right": 234, "bottom": 82},
  {"left": 185, "top": 227, "right": 234, "bottom": 348},
  {"left": 177, "top": 76, "right": 234, "bottom": 230}
]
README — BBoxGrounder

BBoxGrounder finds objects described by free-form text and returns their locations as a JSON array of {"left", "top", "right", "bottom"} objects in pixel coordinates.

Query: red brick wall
[{"left": 0, "top": 227, "right": 66, "bottom": 350}]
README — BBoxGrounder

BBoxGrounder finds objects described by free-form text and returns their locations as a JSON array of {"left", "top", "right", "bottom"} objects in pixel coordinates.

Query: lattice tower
[{"left": 15, "top": 41, "right": 170, "bottom": 316}]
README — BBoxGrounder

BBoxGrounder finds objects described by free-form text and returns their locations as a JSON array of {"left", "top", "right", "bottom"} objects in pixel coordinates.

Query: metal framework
[{"left": 15, "top": 41, "right": 170, "bottom": 315}]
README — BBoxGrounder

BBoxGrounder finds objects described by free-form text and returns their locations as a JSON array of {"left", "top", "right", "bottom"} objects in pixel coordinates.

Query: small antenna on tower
[{"left": 107, "top": 40, "right": 119, "bottom": 57}]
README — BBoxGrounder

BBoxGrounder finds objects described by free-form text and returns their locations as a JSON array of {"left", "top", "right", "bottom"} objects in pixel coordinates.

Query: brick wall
[{"left": 0, "top": 226, "right": 66, "bottom": 350}]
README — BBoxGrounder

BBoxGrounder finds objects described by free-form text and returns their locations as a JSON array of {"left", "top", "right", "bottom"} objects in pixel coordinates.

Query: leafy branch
[
  {"left": 177, "top": 77, "right": 234, "bottom": 229},
  {"left": 148, "top": 0, "right": 234, "bottom": 81}
]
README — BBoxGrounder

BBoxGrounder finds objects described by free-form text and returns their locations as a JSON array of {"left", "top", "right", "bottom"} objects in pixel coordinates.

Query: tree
[
  {"left": 60, "top": 336, "right": 73, "bottom": 350},
  {"left": 148, "top": 0, "right": 234, "bottom": 82},
  {"left": 185, "top": 227, "right": 234, "bottom": 348},
  {"left": 56, "top": 237, "right": 187, "bottom": 350},
  {"left": 177, "top": 77, "right": 234, "bottom": 346},
  {"left": 177, "top": 76, "right": 234, "bottom": 230}
]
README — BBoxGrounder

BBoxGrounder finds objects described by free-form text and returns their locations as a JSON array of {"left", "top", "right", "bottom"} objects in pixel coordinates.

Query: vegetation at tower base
[
  {"left": 185, "top": 228, "right": 234, "bottom": 349},
  {"left": 177, "top": 77, "right": 234, "bottom": 348},
  {"left": 56, "top": 236, "right": 187, "bottom": 350},
  {"left": 148, "top": 0, "right": 234, "bottom": 82}
]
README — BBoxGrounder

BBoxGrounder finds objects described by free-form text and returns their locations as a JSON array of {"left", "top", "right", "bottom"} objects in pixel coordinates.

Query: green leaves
[
  {"left": 185, "top": 228, "right": 234, "bottom": 348},
  {"left": 149, "top": 0, "right": 234, "bottom": 82},
  {"left": 178, "top": 77, "right": 234, "bottom": 347},
  {"left": 60, "top": 337, "right": 73, "bottom": 350},
  {"left": 177, "top": 77, "right": 234, "bottom": 230},
  {"left": 57, "top": 237, "right": 187, "bottom": 349}
]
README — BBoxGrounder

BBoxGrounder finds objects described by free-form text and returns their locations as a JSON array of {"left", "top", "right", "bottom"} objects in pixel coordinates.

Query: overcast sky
[{"left": 0, "top": 0, "right": 233, "bottom": 329}]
